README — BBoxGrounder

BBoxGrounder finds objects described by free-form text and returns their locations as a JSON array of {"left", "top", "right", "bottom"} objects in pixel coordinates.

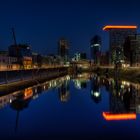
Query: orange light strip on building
[
  {"left": 103, "top": 25, "right": 137, "bottom": 31},
  {"left": 102, "top": 112, "right": 136, "bottom": 121}
]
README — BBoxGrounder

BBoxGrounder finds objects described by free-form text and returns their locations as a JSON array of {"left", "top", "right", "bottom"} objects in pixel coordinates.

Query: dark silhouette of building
[
  {"left": 123, "top": 34, "right": 140, "bottom": 66},
  {"left": 80, "top": 53, "right": 87, "bottom": 60},
  {"left": 58, "top": 38, "right": 69, "bottom": 62},
  {"left": 90, "top": 35, "right": 101, "bottom": 65}
]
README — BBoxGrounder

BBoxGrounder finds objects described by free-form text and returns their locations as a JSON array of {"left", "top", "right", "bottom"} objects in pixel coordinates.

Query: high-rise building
[
  {"left": 90, "top": 35, "right": 101, "bottom": 65},
  {"left": 58, "top": 38, "right": 69, "bottom": 62},
  {"left": 103, "top": 25, "right": 137, "bottom": 65},
  {"left": 123, "top": 34, "right": 140, "bottom": 66}
]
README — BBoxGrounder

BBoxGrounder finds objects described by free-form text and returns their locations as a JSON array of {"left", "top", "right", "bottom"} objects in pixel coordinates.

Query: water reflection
[
  {"left": 0, "top": 76, "right": 71, "bottom": 111},
  {"left": 0, "top": 74, "right": 140, "bottom": 113},
  {"left": 0, "top": 73, "right": 140, "bottom": 134},
  {"left": 58, "top": 80, "right": 70, "bottom": 102},
  {"left": 72, "top": 73, "right": 140, "bottom": 121},
  {"left": 72, "top": 73, "right": 89, "bottom": 89},
  {"left": 90, "top": 76, "right": 101, "bottom": 103},
  {"left": 102, "top": 78, "right": 138, "bottom": 121}
]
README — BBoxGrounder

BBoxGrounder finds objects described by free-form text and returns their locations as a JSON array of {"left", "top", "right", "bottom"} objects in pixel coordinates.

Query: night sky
[{"left": 0, "top": 0, "right": 140, "bottom": 58}]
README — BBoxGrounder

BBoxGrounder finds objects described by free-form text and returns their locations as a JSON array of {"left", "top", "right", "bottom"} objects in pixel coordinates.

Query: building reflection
[
  {"left": 11, "top": 87, "right": 33, "bottom": 110},
  {"left": 102, "top": 77, "right": 139, "bottom": 121},
  {"left": 0, "top": 75, "right": 71, "bottom": 132},
  {"left": 0, "top": 76, "right": 71, "bottom": 111},
  {"left": 1, "top": 73, "right": 140, "bottom": 123},
  {"left": 72, "top": 73, "right": 89, "bottom": 89},
  {"left": 90, "top": 75, "right": 101, "bottom": 103},
  {"left": 10, "top": 87, "right": 33, "bottom": 132},
  {"left": 74, "top": 80, "right": 87, "bottom": 89},
  {"left": 58, "top": 80, "right": 70, "bottom": 102}
]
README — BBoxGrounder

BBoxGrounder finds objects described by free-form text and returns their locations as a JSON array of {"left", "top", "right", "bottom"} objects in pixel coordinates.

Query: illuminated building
[
  {"left": 90, "top": 35, "right": 101, "bottom": 65},
  {"left": 58, "top": 38, "right": 69, "bottom": 62},
  {"left": 8, "top": 44, "right": 32, "bottom": 69},
  {"left": 123, "top": 34, "right": 140, "bottom": 66},
  {"left": 72, "top": 53, "right": 87, "bottom": 62},
  {"left": 103, "top": 25, "right": 137, "bottom": 65},
  {"left": 0, "top": 55, "right": 19, "bottom": 71},
  {"left": 0, "top": 51, "right": 19, "bottom": 71}
]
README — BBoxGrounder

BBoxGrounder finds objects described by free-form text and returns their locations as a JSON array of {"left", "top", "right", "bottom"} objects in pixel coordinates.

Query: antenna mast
[{"left": 12, "top": 27, "right": 17, "bottom": 45}]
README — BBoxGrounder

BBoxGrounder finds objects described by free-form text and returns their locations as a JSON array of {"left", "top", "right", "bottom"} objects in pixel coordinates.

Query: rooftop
[{"left": 103, "top": 25, "right": 138, "bottom": 31}]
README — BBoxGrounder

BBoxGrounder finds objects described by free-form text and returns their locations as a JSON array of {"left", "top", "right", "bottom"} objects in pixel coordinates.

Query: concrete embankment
[
  {"left": 93, "top": 67, "right": 140, "bottom": 83},
  {"left": 0, "top": 67, "right": 68, "bottom": 92}
]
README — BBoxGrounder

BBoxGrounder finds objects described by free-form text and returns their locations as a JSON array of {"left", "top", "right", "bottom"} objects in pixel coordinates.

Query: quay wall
[
  {"left": 0, "top": 67, "right": 68, "bottom": 91},
  {"left": 93, "top": 67, "right": 140, "bottom": 83}
]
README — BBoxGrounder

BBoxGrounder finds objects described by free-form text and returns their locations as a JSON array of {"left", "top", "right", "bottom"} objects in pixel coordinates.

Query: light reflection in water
[{"left": 0, "top": 73, "right": 140, "bottom": 125}]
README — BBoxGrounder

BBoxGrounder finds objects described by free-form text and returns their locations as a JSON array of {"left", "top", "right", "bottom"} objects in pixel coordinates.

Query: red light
[
  {"left": 103, "top": 25, "right": 137, "bottom": 31},
  {"left": 102, "top": 112, "right": 136, "bottom": 121}
]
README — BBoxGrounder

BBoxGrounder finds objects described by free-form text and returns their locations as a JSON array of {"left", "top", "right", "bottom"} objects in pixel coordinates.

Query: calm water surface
[{"left": 0, "top": 73, "right": 140, "bottom": 140}]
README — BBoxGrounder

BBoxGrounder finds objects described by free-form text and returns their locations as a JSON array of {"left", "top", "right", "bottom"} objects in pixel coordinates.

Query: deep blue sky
[{"left": 0, "top": 0, "right": 140, "bottom": 58}]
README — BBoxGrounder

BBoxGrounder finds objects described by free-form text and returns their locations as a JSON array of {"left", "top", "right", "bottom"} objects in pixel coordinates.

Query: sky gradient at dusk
[{"left": 0, "top": 0, "right": 140, "bottom": 58}]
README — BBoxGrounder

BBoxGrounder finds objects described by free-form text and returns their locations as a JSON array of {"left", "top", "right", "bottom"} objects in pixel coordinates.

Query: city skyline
[{"left": 0, "top": 0, "right": 140, "bottom": 58}]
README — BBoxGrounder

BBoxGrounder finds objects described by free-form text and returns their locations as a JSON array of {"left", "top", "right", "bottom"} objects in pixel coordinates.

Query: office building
[
  {"left": 90, "top": 35, "right": 101, "bottom": 65},
  {"left": 103, "top": 25, "right": 137, "bottom": 65},
  {"left": 58, "top": 38, "right": 69, "bottom": 62},
  {"left": 123, "top": 34, "right": 140, "bottom": 66}
]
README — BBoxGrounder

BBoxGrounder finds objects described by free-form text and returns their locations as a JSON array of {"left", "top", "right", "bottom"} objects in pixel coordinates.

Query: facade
[
  {"left": 32, "top": 52, "right": 39, "bottom": 68},
  {"left": 123, "top": 34, "right": 140, "bottom": 66},
  {"left": 8, "top": 44, "right": 32, "bottom": 69},
  {"left": 90, "top": 35, "right": 101, "bottom": 65},
  {"left": 58, "top": 38, "right": 69, "bottom": 62},
  {"left": 103, "top": 25, "right": 137, "bottom": 65},
  {"left": 0, "top": 55, "right": 19, "bottom": 71},
  {"left": 100, "top": 51, "right": 110, "bottom": 66},
  {"left": 40, "top": 55, "right": 64, "bottom": 68},
  {"left": 32, "top": 53, "right": 43, "bottom": 68}
]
